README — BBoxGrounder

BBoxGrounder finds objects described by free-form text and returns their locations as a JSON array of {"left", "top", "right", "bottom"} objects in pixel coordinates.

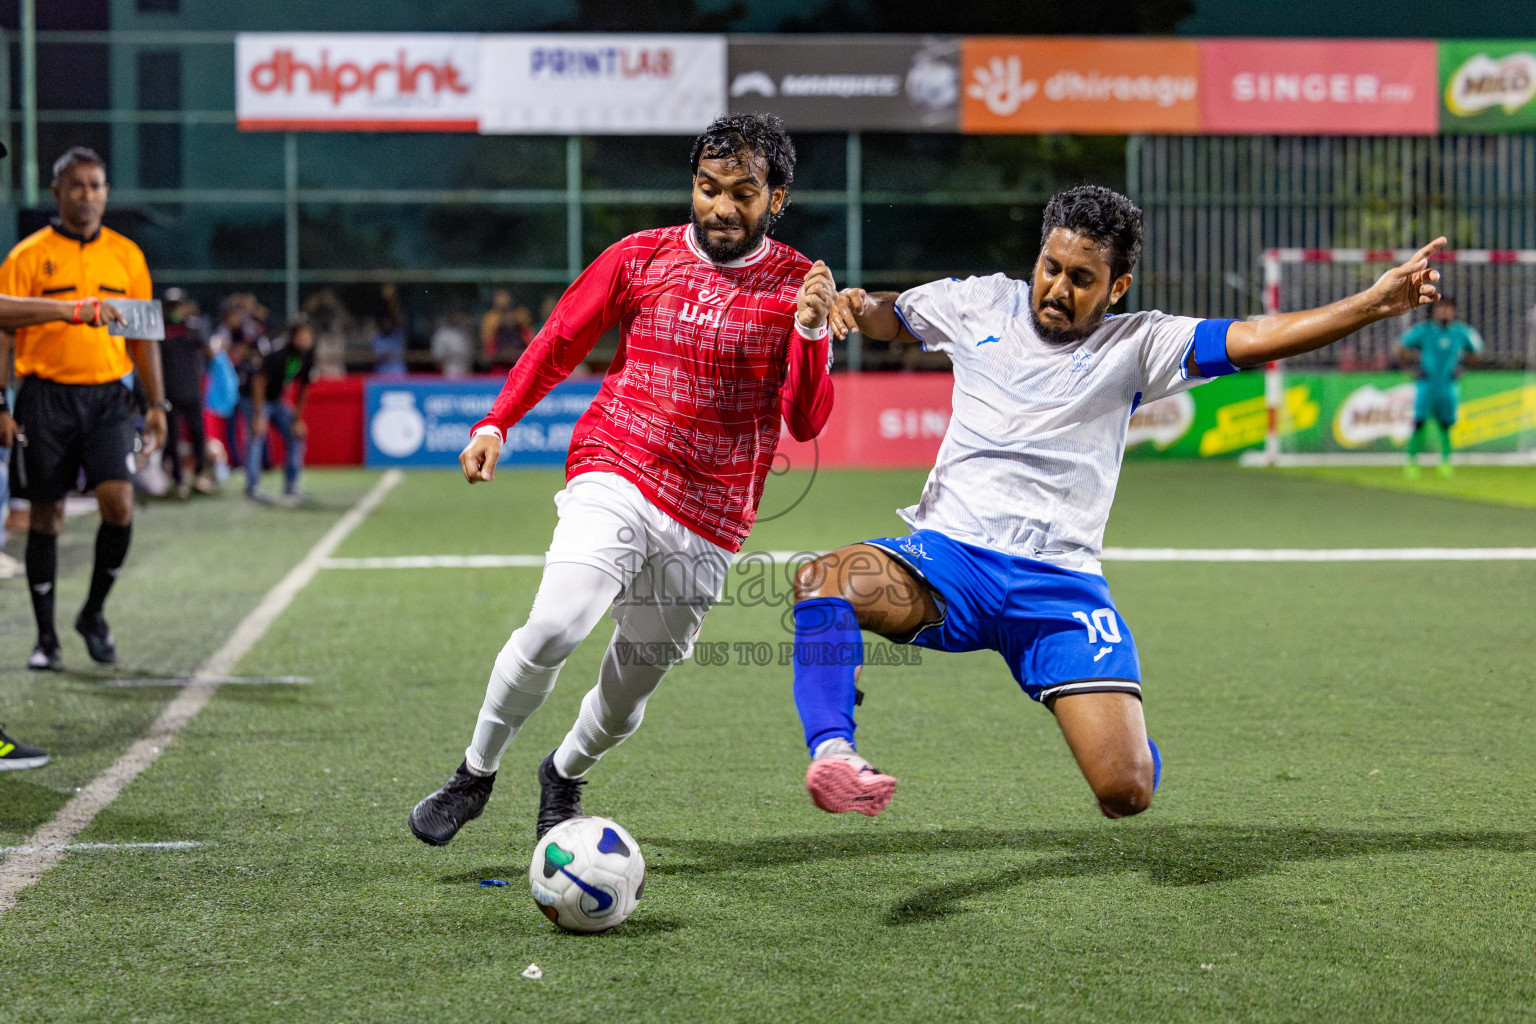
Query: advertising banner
[
  {"left": 1201, "top": 40, "right": 1439, "bottom": 135},
  {"left": 236, "top": 33, "right": 481, "bottom": 131},
  {"left": 364, "top": 378, "right": 601, "bottom": 468},
  {"left": 959, "top": 38, "right": 1200, "bottom": 134},
  {"left": 1124, "top": 372, "right": 1276, "bottom": 460},
  {"left": 774, "top": 372, "right": 1276, "bottom": 467},
  {"left": 775, "top": 373, "right": 951, "bottom": 469},
  {"left": 1439, "top": 40, "right": 1536, "bottom": 134},
  {"left": 727, "top": 36, "right": 960, "bottom": 131},
  {"left": 478, "top": 35, "right": 725, "bottom": 135},
  {"left": 1282, "top": 371, "right": 1536, "bottom": 454}
]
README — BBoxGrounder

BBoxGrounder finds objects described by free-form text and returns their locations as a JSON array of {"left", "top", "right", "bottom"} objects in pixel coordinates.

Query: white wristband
[
  {"left": 472, "top": 425, "right": 504, "bottom": 444},
  {"left": 795, "top": 319, "right": 829, "bottom": 341}
]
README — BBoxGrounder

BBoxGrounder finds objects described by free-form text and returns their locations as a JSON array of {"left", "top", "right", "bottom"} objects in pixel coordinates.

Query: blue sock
[
  {"left": 1147, "top": 737, "right": 1162, "bottom": 792},
  {"left": 792, "top": 597, "right": 864, "bottom": 756}
]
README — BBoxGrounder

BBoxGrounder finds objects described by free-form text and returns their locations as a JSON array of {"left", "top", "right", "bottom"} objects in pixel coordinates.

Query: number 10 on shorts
[{"left": 1071, "top": 609, "right": 1122, "bottom": 645}]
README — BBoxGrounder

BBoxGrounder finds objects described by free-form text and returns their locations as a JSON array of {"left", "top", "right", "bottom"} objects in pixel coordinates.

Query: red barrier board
[
  {"left": 1201, "top": 40, "right": 1439, "bottom": 135},
  {"left": 302, "top": 376, "right": 366, "bottom": 466},
  {"left": 776, "top": 372, "right": 954, "bottom": 470}
]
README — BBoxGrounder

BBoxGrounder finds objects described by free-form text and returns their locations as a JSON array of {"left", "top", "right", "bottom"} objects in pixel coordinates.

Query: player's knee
[
  {"left": 1092, "top": 765, "right": 1154, "bottom": 819},
  {"left": 28, "top": 502, "right": 65, "bottom": 535},
  {"left": 100, "top": 504, "right": 133, "bottom": 527},
  {"left": 96, "top": 487, "right": 133, "bottom": 526},
  {"left": 514, "top": 616, "right": 589, "bottom": 668},
  {"left": 792, "top": 556, "right": 839, "bottom": 602}
]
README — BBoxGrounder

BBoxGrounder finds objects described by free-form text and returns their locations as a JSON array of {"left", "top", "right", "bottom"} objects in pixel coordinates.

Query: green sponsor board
[
  {"left": 1125, "top": 371, "right": 1266, "bottom": 459},
  {"left": 1286, "top": 370, "right": 1536, "bottom": 453},
  {"left": 1125, "top": 371, "right": 1536, "bottom": 458},
  {"left": 1439, "top": 40, "right": 1536, "bottom": 133}
]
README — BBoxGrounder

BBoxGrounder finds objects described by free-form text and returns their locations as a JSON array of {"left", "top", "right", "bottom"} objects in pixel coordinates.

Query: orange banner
[{"left": 961, "top": 38, "right": 1200, "bottom": 134}]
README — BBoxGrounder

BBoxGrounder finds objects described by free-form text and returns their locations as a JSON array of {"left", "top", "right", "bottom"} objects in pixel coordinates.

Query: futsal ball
[{"left": 529, "top": 816, "right": 645, "bottom": 933}]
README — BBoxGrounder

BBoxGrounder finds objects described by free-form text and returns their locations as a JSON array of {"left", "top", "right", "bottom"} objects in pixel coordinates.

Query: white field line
[
  {"left": 0, "top": 469, "right": 403, "bottom": 915},
  {"left": 1240, "top": 451, "right": 1536, "bottom": 468},
  {"left": 1100, "top": 547, "right": 1536, "bottom": 562},
  {"left": 0, "top": 841, "right": 208, "bottom": 855},
  {"left": 321, "top": 546, "right": 1536, "bottom": 569},
  {"left": 96, "top": 675, "right": 314, "bottom": 689},
  {"left": 324, "top": 554, "right": 545, "bottom": 569}
]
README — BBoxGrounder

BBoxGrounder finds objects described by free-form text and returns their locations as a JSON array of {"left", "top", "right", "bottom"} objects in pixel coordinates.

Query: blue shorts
[
  {"left": 1414, "top": 381, "right": 1458, "bottom": 427},
  {"left": 865, "top": 530, "right": 1143, "bottom": 704}
]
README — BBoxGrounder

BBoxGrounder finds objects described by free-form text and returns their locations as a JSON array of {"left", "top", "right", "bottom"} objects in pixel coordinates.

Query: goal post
[{"left": 1245, "top": 247, "right": 1536, "bottom": 467}]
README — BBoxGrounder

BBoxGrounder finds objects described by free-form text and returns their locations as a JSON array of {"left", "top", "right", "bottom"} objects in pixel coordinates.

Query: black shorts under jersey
[{"left": 9, "top": 376, "right": 137, "bottom": 503}]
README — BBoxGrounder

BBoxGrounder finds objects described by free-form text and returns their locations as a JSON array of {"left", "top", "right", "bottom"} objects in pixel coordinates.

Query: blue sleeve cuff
[
  {"left": 1188, "top": 319, "right": 1240, "bottom": 378},
  {"left": 893, "top": 302, "right": 919, "bottom": 340}
]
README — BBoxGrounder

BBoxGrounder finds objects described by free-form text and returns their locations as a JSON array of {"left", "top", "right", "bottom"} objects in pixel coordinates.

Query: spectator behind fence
[
  {"left": 212, "top": 298, "right": 269, "bottom": 472},
  {"left": 432, "top": 309, "right": 474, "bottom": 377},
  {"left": 159, "top": 287, "right": 216, "bottom": 499},
  {"left": 371, "top": 283, "right": 407, "bottom": 375},
  {"left": 247, "top": 316, "right": 315, "bottom": 505},
  {"left": 481, "top": 288, "right": 530, "bottom": 371},
  {"left": 303, "top": 288, "right": 354, "bottom": 378}
]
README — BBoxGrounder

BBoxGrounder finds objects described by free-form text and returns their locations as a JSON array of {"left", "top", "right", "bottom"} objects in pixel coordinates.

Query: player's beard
[
  {"left": 690, "top": 207, "right": 769, "bottom": 264},
  {"left": 1030, "top": 294, "right": 1112, "bottom": 345}
]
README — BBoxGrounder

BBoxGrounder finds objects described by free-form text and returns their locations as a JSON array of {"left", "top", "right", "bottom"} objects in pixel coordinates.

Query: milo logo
[{"left": 1445, "top": 51, "right": 1536, "bottom": 117}]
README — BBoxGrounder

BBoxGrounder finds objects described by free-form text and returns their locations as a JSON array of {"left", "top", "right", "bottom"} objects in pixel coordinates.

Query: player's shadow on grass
[{"left": 647, "top": 825, "right": 1536, "bottom": 926}]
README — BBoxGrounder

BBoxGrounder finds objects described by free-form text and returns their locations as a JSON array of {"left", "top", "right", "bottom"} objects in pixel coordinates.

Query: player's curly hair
[
  {"left": 689, "top": 113, "right": 796, "bottom": 227},
  {"left": 1040, "top": 185, "right": 1144, "bottom": 280}
]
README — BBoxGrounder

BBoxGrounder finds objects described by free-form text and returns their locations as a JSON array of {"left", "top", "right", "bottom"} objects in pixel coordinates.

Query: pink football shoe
[{"left": 805, "top": 754, "right": 897, "bottom": 816}]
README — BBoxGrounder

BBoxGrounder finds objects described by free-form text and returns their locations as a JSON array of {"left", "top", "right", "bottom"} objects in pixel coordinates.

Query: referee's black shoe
[
  {"left": 27, "top": 639, "right": 62, "bottom": 672},
  {"left": 75, "top": 610, "right": 117, "bottom": 666},
  {"left": 408, "top": 761, "right": 495, "bottom": 846},
  {"left": 0, "top": 726, "right": 49, "bottom": 771}
]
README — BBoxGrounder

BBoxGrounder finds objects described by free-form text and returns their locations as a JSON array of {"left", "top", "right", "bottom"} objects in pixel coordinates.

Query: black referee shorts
[{"left": 9, "top": 376, "right": 137, "bottom": 503}]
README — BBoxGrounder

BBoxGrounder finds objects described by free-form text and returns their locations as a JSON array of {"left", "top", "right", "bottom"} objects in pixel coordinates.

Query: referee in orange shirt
[{"left": 0, "top": 147, "right": 167, "bottom": 671}]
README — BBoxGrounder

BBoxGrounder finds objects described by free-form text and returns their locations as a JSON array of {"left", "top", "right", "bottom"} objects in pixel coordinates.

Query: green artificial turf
[
  {"left": 1279, "top": 465, "right": 1536, "bottom": 512},
  {"left": 1, "top": 463, "right": 1534, "bottom": 1023}
]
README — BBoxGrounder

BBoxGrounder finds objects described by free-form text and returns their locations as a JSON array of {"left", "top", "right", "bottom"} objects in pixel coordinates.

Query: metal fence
[{"left": 1129, "top": 134, "right": 1536, "bottom": 368}]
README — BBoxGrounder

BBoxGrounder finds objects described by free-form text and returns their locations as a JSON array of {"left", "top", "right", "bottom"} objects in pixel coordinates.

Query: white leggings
[{"left": 464, "top": 472, "right": 730, "bottom": 778}]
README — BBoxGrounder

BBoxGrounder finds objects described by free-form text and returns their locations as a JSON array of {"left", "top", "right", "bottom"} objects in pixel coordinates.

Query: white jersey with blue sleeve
[{"left": 892, "top": 273, "right": 1240, "bottom": 574}]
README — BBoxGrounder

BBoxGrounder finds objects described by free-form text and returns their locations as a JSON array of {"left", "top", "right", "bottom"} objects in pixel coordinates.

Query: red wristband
[{"left": 73, "top": 297, "right": 102, "bottom": 326}]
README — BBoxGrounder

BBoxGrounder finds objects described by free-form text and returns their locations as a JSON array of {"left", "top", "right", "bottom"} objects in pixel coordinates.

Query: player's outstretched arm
[
  {"left": 1225, "top": 238, "right": 1446, "bottom": 368},
  {"left": 827, "top": 289, "right": 919, "bottom": 345}
]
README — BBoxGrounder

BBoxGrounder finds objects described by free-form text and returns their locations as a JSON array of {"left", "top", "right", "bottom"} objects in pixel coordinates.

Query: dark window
[
  {"left": 137, "top": 50, "right": 181, "bottom": 188},
  {"left": 137, "top": 49, "right": 180, "bottom": 110},
  {"left": 135, "top": 0, "right": 179, "bottom": 12}
]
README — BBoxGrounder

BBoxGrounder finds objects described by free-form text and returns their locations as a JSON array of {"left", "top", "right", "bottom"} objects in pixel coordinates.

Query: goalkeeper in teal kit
[{"left": 1396, "top": 296, "right": 1482, "bottom": 478}]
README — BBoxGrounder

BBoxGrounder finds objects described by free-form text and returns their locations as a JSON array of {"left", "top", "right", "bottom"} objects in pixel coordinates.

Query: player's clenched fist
[
  {"left": 460, "top": 433, "right": 502, "bottom": 484},
  {"left": 796, "top": 260, "right": 837, "bottom": 331},
  {"left": 828, "top": 287, "right": 870, "bottom": 340}
]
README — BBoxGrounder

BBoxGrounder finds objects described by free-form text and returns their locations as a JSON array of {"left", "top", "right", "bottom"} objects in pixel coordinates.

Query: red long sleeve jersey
[{"left": 473, "top": 224, "right": 834, "bottom": 552}]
